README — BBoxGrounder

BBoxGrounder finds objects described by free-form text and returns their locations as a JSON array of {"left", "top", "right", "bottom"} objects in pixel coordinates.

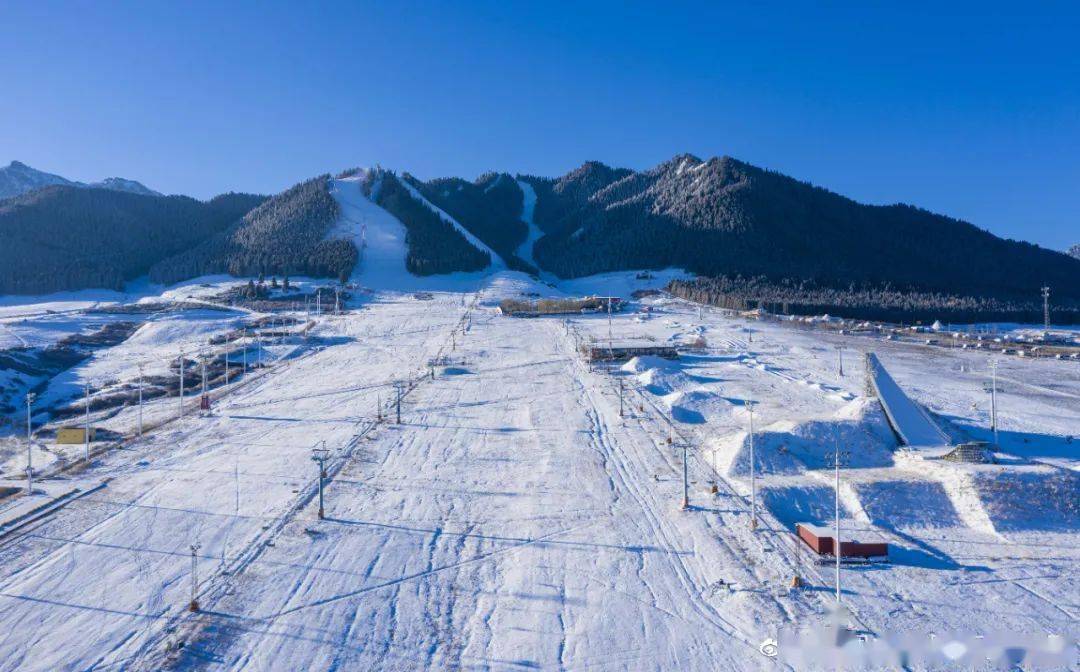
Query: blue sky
[{"left": 2, "top": 1, "right": 1077, "bottom": 250}]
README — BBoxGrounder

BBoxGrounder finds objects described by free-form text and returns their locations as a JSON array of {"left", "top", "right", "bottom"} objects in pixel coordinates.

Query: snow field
[{"left": 0, "top": 270, "right": 1075, "bottom": 669}]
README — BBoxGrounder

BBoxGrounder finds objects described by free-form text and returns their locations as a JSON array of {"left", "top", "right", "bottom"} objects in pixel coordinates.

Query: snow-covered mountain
[
  {"left": 0, "top": 160, "right": 160, "bottom": 200},
  {"left": 88, "top": 176, "right": 160, "bottom": 196},
  {"left": 0, "top": 160, "right": 74, "bottom": 199},
  {"left": 1069, "top": 243, "right": 1080, "bottom": 260}
]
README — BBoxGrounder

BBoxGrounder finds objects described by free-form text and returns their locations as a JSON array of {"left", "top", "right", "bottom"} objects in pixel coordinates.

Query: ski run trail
[{"left": 0, "top": 272, "right": 1075, "bottom": 670}]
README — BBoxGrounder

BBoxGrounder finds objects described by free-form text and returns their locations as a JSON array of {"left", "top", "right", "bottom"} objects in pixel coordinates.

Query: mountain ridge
[{"left": 0, "top": 160, "right": 160, "bottom": 200}]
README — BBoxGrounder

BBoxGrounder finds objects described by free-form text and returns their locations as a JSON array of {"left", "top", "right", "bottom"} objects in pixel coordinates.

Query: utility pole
[
  {"left": 201, "top": 352, "right": 208, "bottom": 412},
  {"left": 256, "top": 332, "right": 262, "bottom": 367},
  {"left": 25, "top": 392, "right": 34, "bottom": 478},
  {"left": 224, "top": 349, "right": 230, "bottom": 386},
  {"left": 316, "top": 290, "right": 321, "bottom": 316},
  {"left": 377, "top": 393, "right": 382, "bottom": 421},
  {"left": 834, "top": 448, "right": 842, "bottom": 604},
  {"left": 747, "top": 398, "right": 757, "bottom": 530},
  {"left": 1041, "top": 286, "right": 1051, "bottom": 331},
  {"left": 243, "top": 332, "right": 248, "bottom": 373},
  {"left": 137, "top": 363, "right": 144, "bottom": 438},
  {"left": 989, "top": 359, "right": 999, "bottom": 445},
  {"left": 619, "top": 378, "right": 624, "bottom": 418},
  {"left": 836, "top": 344, "right": 844, "bottom": 377},
  {"left": 24, "top": 393, "right": 35, "bottom": 495},
  {"left": 312, "top": 443, "right": 329, "bottom": 519},
  {"left": 681, "top": 440, "right": 689, "bottom": 511},
  {"left": 84, "top": 381, "right": 91, "bottom": 461},
  {"left": 395, "top": 382, "right": 402, "bottom": 424},
  {"left": 178, "top": 349, "right": 185, "bottom": 421},
  {"left": 189, "top": 543, "right": 201, "bottom": 611}
]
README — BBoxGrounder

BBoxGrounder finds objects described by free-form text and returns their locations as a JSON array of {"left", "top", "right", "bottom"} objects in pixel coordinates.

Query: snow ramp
[{"left": 865, "top": 353, "right": 950, "bottom": 448}]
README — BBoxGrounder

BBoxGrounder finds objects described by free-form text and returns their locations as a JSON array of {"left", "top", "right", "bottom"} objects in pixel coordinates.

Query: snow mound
[
  {"left": 621, "top": 355, "right": 679, "bottom": 374},
  {"left": 971, "top": 467, "right": 1079, "bottom": 532},
  {"left": 853, "top": 480, "right": 964, "bottom": 529},
  {"left": 711, "top": 400, "right": 897, "bottom": 478},
  {"left": 760, "top": 485, "right": 855, "bottom": 529}
]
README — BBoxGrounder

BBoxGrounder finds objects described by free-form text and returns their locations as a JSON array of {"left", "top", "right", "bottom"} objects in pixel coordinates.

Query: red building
[{"left": 796, "top": 523, "right": 888, "bottom": 559}]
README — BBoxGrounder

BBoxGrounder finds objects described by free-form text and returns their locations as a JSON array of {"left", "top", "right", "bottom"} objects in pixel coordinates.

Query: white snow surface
[
  {"left": 514, "top": 179, "right": 544, "bottom": 270},
  {"left": 328, "top": 177, "right": 499, "bottom": 292},
  {"left": 0, "top": 274, "right": 1075, "bottom": 670}
]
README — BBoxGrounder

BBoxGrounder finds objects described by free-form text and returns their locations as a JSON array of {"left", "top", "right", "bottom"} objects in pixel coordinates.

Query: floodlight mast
[
  {"left": 84, "top": 381, "right": 91, "bottom": 461},
  {"left": 25, "top": 392, "right": 35, "bottom": 495},
  {"left": 25, "top": 392, "right": 34, "bottom": 468},
  {"left": 989, "top": 359, "right": 999, "bottom": 445},
  {"left": 178, "top": 349, "right": 185, "bottom": 421},
  {"left": 137, "top": 363, "right": 144, "bottom": 437},
  {"left": 834, "top": 449, "right": 842, "bottom": 603},
  {"left": 680, "top": 440, "right": 689, "bottom": 511},
  {"left": 1041, "top": 286, "right": 1050, "bottom": 331},
  {"left": 189, "top": 543, "right": 202, "bottom": 611},
  {"left": 747, "top": 398, "right": 757, "bottom": 530},
  {"left": 312, "top": 443, "right": 329, "bottom": 519}
]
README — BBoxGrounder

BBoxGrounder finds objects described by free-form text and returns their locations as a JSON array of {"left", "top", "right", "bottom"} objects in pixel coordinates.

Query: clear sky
[{"left": 2, "top": 1, "right": 1077, "bottom": 250}]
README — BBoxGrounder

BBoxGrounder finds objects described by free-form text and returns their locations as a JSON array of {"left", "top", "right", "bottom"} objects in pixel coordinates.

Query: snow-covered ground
[{"left": 0, "top": 271, "right": 1075, "bottom": 670}]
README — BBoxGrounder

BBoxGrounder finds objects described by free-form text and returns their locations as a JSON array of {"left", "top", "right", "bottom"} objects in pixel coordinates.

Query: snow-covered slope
[
  {"left": 328, "top": 177, "right": 496, "bottom": 292},
  {"left": 89, "top": 176, "right": 161, "bottom": 196},
  {"left": 514, "top": 179, "right": 543, "bottom": 269},
  {"left": 397, "top": 177, "right": 506, "bottom": 269}
]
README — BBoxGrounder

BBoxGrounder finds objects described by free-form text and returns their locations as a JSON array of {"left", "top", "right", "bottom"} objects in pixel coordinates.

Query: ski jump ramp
[{"left": 865, "top": 353, "right": 951, "bottom": 449}]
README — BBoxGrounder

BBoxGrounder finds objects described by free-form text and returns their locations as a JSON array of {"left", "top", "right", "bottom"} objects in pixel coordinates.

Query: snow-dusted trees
[
  {"left": 373, "top": 173, "right": 490, "bottom": 276},
  {"left": 149, "top": 176, "right": 356, "bottom": 284},
  {"left": 0, "top": 186, "right": 263, "bottom": 295}
]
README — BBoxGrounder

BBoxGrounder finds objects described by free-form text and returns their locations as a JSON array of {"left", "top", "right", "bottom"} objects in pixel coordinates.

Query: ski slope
[
  {"left": 514, "top": 179, "right": 543, "bottom": 270},
  {"left": 328, "top": 177, "right": 498, "bottom": 292},
  {"left": 0, "top": 273, "right": 1075, "bottom": 670}
]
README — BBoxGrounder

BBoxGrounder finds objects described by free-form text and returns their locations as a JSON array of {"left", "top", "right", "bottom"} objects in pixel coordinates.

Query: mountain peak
[{"left": 0, "top": 161, "right": 159, "bottom": 200}]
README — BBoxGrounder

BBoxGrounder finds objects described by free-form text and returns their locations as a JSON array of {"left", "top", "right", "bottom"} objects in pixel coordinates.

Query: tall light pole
[
  {"left": 178, "top": 349, "right": 185, "bottom": 421},
  {"left": 680, "top": 440, "right": 689, "bottom": 511},
  {"left": 84, "top": 380, "right": 91, "bottom": 461},
  {"left": 189, "top": 542, "right": 201, "bottom": 612},
  {"left": 137, "top": 363, "right": 144, "bottom": 438},
  {"left": 25, "top": 392, "right": 34, "bottom": 474},
  {"left": 1041, "top": 286, "right": 1050, "bottom": 332},
  {"left": 832, "top": 448, "right": 848, "bottom": 604},
  {"left": 312, "top": 443, "right": 329, "bottom": 519},
  {"left": 747, "top": 398, "right": 757, "bottom": 530},
  {"left": 835, "top": 344, "right": 844, "bottom": 377},
  {"left": 395, "top": 381, "right": 402, "bottom": 424},
  {"left": 989, "top": 359, "right": 999, "bottom": 445}
]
